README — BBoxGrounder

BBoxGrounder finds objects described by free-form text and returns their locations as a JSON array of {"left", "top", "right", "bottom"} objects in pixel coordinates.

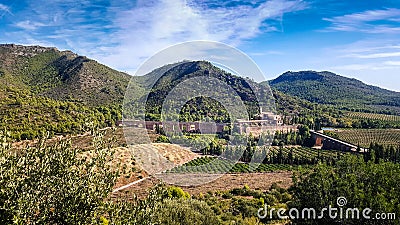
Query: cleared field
[
  {"left": 346, "top": 112, "right": 400, "bottom": 122},
  {"left": 131, "top": 143, "right": 200, "bottom": 175},
  {"left": 113, "top": 172, "right": 293, "bottom": 198},
  {"left": 333, "top": 129, "right": 400, "bottom": 148},
  {"left": 80, "top": 143, "right": 199, "bottom": 189}
]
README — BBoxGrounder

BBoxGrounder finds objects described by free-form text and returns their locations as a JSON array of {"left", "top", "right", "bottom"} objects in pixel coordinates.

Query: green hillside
[
  {"left": 141, "top": 61, "right": 273, "bottom": 122},
  {"left": 267, "top": 71, "right": 400, "bottom": 114},
  {"left": 0, "top": 44, "right": 134, "bottom": 140},
  {"left": 0, "top": 44, "right": 131, "bottom": 106},
  {"left": 2, "top": 44, "right": 400, "bottom": 140},
  {"left": 0, "top": 45, "right": 274, "bottom": 139}
]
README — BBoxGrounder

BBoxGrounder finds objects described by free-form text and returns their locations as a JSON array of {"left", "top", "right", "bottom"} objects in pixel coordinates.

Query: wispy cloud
[
  {"left": 97, "top": 0, "right": 307, "bottom": 73},
  {"left": 321, "top": 38, "right": 400, "bottom": 90},
  {"left": 15, "top": 20, "right": 47, "bottom": 30},
  {"left": 331, "top": 63, "right": 398, "bottom": 71},
  {"left": 330, "top": 39, "right": 400, "bottom": 60},
  {"left": 0, "top": 3, "right": 12, "bottom": 17},
  {"left": 323, "top": 8, "right": 400, "bottom": 33},
  {"left": 0, "top": 3, "right": 11, "bottom": 13},
  {"left": 384, "top": 60, "right": 400, "bottom": 66},
  {"left": 345, "top": 51, "right": 400, "bottom": 59},
  {"left": 249, "top": 51, "right": 285, "bottom": 56},
  {"left": 2, "top": 0, "right": 306, "bottom": 74},
  {"left": 5, "top": 0, "right": 118, "bottom": 53}
]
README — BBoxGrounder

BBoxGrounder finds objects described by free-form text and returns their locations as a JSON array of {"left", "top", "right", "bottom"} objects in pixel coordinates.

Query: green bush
[
  {"left": 290, "top": 155, "right": 400, "bottom": 225},
  {"left": 156, "top": 135, "right": 170, "bottom": 143},
  {"left": 153, "top": 198, "right": 220, "bottom": 225},
  {"left": 165, "top": 186, "right": 191, "bottom": 199}
]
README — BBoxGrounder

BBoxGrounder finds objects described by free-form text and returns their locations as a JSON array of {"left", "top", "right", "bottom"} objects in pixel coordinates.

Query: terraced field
[
  {"left": 346, "top": 112, "right": 400, "bottom": 122},
  {"left": 333, "top": 129, "right": 400, "bottom": 148}
]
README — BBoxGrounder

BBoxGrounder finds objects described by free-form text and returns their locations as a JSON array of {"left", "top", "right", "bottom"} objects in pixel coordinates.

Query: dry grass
[
  {"left": 113, "top": 172, "right": 293, "bottom": 199},
  {"left": 126, "top": 143, "right": 200, "bottom": 180}
]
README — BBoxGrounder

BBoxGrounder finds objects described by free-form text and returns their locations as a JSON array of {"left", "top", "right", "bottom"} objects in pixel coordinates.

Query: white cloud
[
  {"left": 95, "top": 0, "right": 307, "bottom": 74},
  {"left": 323, "top": 39, "right": 400, "bottom": 81},
  {"left": 331, "top": 63, "right": 398, "bottom": 71},
  {"left": 249, "top": 51, "right": 285, "bottom": 56},
  {"left": 0, "top": 3, "right": 10, "bottom": 13},
  {"left": 0, "top": 3, "right": 12, "bottom": 18},
  {"left": 2, "top": 0, "right": 306, "bottom": 75},
  {"left": 323, "top": 8, "right": 400, "bottom": 33},
  {"left": 325, "top": 8, "right": 400, "bottom": 22},
  {"left": 329, "top": 39, "right": 400, "bottom": 60},
  {"left": 384, "top": 60, "right": 400, "bottom": 66},
  {"left": 346, "top": 51, "right": 400, "bottom": 59},
  {"left": 15, "top": 20, "right": 47, "bottom": 30}
]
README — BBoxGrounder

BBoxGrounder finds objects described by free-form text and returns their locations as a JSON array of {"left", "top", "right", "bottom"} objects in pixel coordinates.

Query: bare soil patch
[
  {"left": 181, "top": 172, "right": 293, "bottom": 195},
  {"left": 113, "top": 143, "right": 200, "bottom": 188},
  {"left": 114, "top": 172, "right": 293, "bottom": 199}
]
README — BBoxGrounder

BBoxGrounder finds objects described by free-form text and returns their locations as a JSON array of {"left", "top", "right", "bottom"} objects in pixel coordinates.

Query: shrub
[{"left": 290, "top": 155, "right": 400, "bottom": 225}]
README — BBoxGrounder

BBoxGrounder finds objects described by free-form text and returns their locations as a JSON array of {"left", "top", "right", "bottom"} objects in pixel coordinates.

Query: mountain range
[
  {"left": 0, "top": 44, "right": 130, "bottom": 106},
  {"left": 267, "top": 71, "right": 400, "bottom": 113},
  {"left": 1, "top": 44, "right": 400, "bottom": 139}
]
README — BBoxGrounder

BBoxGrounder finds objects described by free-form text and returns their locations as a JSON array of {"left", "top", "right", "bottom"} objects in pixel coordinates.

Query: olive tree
[{"left": 0, "top": 130, "right": 117, "bottom": 224}]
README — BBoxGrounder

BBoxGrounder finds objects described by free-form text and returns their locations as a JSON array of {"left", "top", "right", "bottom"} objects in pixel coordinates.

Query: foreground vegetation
[
  {"left": 291, "top": 154, "right": 400, "bottom": 225},
  {"left": 1, "top": 128, "right": 400, "bottom": 224},
  {"left": 0, "top": 129, "right": 288, "bottom": 224},
  {"left": 0, "top": 130, "right": 117, "bottom": 224}
]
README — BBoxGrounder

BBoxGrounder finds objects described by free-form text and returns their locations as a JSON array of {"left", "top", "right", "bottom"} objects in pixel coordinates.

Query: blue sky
[{"left": 0, "top": 0, "right": 400, "bottom": 91}]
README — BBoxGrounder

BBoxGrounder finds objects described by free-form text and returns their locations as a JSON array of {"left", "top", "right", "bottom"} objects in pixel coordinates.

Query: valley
[{"left": 1, "top": 44, "right": 400, "bottom": 225}]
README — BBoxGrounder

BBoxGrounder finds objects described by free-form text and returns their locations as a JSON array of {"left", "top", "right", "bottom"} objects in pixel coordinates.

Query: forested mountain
[
  {"left": 141, "top": 61, "right": 272, "bottom": 122},
  {"left": 0, "top": 44, "right": 133, "bottom": 139},
  {"left": 267, "top": 71, "right": 400, "bottom": 114},
  {"left": 0, "top": 45, "right": 271, "bottom": 139},
  {"left": 0, "top": 44, "right": 131, "bottom": 106},
  {"left": 2, "top": 44, "right": 400, "bottom": 140}
]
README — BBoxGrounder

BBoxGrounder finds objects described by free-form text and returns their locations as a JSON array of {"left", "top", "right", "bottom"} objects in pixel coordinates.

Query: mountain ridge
[
  {"left": 1, "top": 43, "right": 400, "bottom": 140},
  {"left": 271, "top": 70, "right": 399, "bottom": 93},
  {"left": 266, "top": 70, "right": 400, "bottom": 114},
  {"left": 0, "top": 44, "right": 131, "bottom": 106}
]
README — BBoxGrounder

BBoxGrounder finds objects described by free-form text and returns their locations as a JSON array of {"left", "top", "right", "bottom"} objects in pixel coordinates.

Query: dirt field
[
  {"left": 109, "top": 143, "right": 200, "bottom": 189},
  {"left": 113, "top": 171, "right": 293, "bottom": 199},
  {"left": 181, "top": 172, "right": 293, "bottom": 195},
  {"left": 111, "top": 142, "right": 200, "bottom": 187}
]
